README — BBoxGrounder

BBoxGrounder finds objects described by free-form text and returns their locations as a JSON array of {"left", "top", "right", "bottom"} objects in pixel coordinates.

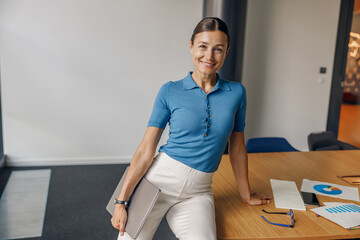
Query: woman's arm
[
  {"left": 118, "top": 126, "right": 163, "bottom": 201},
  {"left": 111, "top": 126, "right": 164, "bottom": 235},
  {"left": 228, "top": 131, "right": 272, "bottom": 205}
]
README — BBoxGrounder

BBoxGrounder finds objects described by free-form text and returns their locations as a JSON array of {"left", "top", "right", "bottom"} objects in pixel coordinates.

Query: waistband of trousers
[{"left": 154, "top": 152, "right": 214, "bottom": 185}]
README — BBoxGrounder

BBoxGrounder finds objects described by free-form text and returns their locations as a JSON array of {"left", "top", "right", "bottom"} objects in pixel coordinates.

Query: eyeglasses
[{"left": 261, "top": 209, "right": 295, "bottom": 228}]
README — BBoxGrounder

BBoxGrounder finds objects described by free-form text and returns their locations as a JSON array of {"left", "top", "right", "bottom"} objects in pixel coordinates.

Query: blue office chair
[{"left": 246, "top": 137, "right": 299, "bottom": 153}]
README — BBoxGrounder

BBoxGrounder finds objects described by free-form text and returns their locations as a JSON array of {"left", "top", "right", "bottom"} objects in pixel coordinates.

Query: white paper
[
  {"left": 301, "top": 179, "right": 360, "bottom": 202},
  {"left": 270, "top": 179, "right": 306, "bottom": 211},
  {"left": 323, "top": 202, "right": 345, "bottom": 207},
  {"left": 311, "top": 203, "right": 360, "bottom": 229}
]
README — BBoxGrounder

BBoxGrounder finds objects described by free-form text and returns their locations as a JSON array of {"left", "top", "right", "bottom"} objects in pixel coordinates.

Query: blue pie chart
[{"left": 313, "top": 184, "right": 342, "bottom": 195}]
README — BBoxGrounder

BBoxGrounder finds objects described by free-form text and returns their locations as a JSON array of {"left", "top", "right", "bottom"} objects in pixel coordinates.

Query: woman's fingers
[
  {"left": 111, "top": 217, "right": 120, "bottom": 230},
  {"left": 119, "top": 216, "right": 126, "bottom": 236},
  {"left": 248, "top": 198, "right": 270, "bottom": 205},
  {"left": 247, "top": 192, "right": 272, "bottom": 205}
]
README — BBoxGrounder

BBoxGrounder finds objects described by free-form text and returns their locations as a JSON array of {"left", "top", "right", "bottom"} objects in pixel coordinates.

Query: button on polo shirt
[{"left": 148, "top": 72, "right": 246, "bottom": 173}]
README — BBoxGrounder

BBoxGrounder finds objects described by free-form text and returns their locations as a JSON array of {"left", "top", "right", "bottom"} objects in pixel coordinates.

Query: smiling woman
[{"left": 111, "top": 17, "right": 272, "bottom": 240}]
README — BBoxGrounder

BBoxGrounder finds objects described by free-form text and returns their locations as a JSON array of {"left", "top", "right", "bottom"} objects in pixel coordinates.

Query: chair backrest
[
  {"left": 246, "top": 137, "right": 298, "bottom": 153},
  {"left": 307, "top": 131, "right": 338, "bottom": 151}
]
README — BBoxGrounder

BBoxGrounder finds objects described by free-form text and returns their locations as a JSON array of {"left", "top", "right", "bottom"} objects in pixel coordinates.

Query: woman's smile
[{"left": 200, "top": 60, "right": 216, "bottom": 68}]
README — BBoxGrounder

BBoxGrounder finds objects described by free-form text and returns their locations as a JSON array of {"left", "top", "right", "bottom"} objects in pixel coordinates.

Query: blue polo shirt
[{"left": 148, "top": 72, "right": 246, "bottom": 173}]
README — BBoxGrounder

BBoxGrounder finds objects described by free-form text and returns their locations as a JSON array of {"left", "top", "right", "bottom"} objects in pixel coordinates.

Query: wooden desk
[{"left": 213, "top": 150, "right": 360, "bottom": 240}]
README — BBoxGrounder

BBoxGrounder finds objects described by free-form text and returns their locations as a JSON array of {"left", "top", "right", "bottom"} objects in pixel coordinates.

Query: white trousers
[{"left": 117, "top": 152, "right": 216, "bottom": 240}]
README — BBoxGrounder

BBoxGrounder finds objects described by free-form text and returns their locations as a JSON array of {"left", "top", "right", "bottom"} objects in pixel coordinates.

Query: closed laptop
[{"left": 106, "top": 167, "right": 161, "bottom": 239}]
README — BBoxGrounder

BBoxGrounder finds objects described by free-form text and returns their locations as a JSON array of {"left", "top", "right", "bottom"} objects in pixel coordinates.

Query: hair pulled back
[{"left": 190, "top": 17, "right": 230, "bottom": 49}]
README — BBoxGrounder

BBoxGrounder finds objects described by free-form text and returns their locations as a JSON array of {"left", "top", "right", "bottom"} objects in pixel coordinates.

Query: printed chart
[
  {"left": 324, "top": 204, "right": 360, "bottom": 213},
  {"left": 313, "top": 184, "right": 343, "bottom": 195},
  {"left": 301, "top": 179, "right": 360, "bottom": 201}
]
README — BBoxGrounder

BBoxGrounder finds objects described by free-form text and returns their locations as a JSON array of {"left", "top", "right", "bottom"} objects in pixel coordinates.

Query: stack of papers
[{"left": 311, "top": 202, "right": 360, "bottom": 229}]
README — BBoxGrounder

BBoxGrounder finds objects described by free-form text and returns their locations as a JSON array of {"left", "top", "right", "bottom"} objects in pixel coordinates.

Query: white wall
[
  {"left": 0, "top": 0, "right": 344, "bottom": 165},
  {"left": 242, "top": 0, "right": 341, "bottom": 150},
  {"left": 0, "top": 0, "right": 203, "bottom": 166}
]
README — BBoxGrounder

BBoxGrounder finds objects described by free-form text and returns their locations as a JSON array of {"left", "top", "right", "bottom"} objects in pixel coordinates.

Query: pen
[{"left": 349, "top": 225, "right": 360, "bottom": 230}]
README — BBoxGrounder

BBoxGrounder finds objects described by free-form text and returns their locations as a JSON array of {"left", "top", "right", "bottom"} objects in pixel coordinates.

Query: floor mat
[{"left": 0, "top": 169, "right": 51, "bottom": 239}]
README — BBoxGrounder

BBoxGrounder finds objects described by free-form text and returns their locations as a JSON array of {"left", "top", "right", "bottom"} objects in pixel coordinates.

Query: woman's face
[{"left": 190, "top": 30, "right": 229, "bottom": 77}]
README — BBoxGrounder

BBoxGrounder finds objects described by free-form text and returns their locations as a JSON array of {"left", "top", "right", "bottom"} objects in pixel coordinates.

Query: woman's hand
[
  {"left": 111, "top": 204, "right": 128, "bottom": 236},
  {"left": 244, "top": 192, "right": 272, "bottom": 205}
]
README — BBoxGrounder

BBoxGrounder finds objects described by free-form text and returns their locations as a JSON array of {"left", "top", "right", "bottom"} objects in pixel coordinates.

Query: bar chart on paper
[
  {"left": 325, "top": 204, "right": 360, "bottom": 213},
  {"left": 311, "top": 203, "right": 360, "bottom": 229}
]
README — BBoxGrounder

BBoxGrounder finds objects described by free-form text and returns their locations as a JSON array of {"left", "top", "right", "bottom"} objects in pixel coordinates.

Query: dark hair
[{"left": 190, "top": 17, "right": 230, "bottom": 49}]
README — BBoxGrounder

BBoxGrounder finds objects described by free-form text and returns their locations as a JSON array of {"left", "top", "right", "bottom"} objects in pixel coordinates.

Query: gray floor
[{"left": 0, "top": 165, "right": 177, "bottom": 240}]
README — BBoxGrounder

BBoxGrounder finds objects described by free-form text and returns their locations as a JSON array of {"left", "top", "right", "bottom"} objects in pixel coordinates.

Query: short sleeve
[
  {"left": 233, "top": 85, "right": 247, "bottom": 132},
  {"left": 147, "top": 83, "right": 171, "bottom": 129}
]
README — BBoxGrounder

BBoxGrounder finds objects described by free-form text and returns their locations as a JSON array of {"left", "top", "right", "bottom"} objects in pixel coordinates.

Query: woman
[{"left": 111, "top": 17, "right": 272, "bottom": 240}]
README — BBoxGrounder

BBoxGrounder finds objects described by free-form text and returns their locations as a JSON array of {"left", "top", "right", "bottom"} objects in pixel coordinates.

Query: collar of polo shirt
[{"left": 182, "top": 72, "right": 231, "bottom": 92}]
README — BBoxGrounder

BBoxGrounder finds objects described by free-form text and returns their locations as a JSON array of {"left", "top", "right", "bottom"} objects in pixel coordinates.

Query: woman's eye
[
  {"left": 215, "top": 48, "right": 223, "bottom": 53},
  {"left": 199, "top": 45, "right": 206, "bottom": 48}
]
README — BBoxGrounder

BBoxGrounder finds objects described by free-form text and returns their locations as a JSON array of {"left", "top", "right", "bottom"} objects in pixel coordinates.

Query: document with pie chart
[{"left": 301, "top": 179, "right": 359, "bottom": 202}]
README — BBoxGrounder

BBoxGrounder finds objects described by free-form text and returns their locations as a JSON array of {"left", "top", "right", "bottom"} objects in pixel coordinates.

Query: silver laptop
[{"left": 106, "top": 167, "right": 161, "bottom": 239}]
